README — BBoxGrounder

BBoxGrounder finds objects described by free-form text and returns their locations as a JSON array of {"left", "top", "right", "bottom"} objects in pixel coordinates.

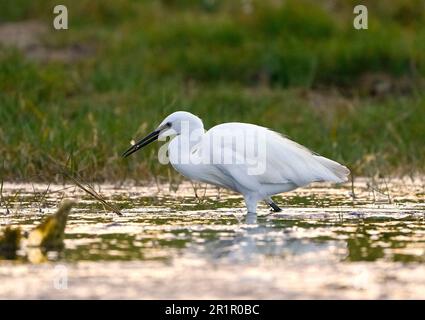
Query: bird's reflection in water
[
  {"left": 199, "top": 213, "right": 272, "bottom": 263},
  {"left": 199, "top": 212, "right": 338, "bottom": 265}
]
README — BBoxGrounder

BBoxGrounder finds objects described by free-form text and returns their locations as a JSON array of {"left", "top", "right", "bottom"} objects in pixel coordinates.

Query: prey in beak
[{"left": 122, "top": 123, "right": 169, "bottom": 158}]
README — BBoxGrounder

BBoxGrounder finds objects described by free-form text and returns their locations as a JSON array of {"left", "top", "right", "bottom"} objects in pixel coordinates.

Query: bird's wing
[
  {"left": 206, "top": 123, "right": 350, "bottom": 188},
  {"left": 260, "top": 129, "right": 350, "bottom": 186}
]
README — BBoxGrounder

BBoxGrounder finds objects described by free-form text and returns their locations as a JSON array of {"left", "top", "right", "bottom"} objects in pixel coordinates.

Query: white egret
[{"left": 123, "top": 111, "right": 350, "bottom": 213}]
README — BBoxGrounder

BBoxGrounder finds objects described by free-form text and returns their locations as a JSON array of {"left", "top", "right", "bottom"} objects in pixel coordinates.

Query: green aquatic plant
[
  {"left": 0, "top": 226, "right": 22, "bottom": 259},
  {"left": 28, "top": 199, "right": 76, "bottom": 248}
]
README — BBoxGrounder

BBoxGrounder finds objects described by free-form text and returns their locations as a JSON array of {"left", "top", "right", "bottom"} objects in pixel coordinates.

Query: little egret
[{"left": 123, "top": 111, "right": 350, "bottom": 213}]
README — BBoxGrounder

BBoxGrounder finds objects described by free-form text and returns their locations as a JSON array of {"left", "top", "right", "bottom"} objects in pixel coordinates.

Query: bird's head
[{"left": 122, "top": 111, "right": 204, "bottom": 158}]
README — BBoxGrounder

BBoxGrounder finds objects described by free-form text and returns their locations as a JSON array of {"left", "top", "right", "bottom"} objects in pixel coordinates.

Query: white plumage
[{"left": 123, "top": 111, "right": 350, "bottom": 213}]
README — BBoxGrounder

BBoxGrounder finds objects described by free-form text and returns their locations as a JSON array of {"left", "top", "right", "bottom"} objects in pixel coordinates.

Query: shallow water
[{"left": 0, "top": 178, "right": 424, "bottom": 299}]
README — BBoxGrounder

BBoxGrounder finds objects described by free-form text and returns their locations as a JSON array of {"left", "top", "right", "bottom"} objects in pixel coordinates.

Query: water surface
[{"left": 0, "top": 178, "right": 424, "bottom": 299}]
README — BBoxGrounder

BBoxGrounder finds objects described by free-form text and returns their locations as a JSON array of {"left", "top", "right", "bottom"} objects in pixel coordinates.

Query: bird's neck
[{"left": 168, "top": 130, "right": 204, "bottom": 165}]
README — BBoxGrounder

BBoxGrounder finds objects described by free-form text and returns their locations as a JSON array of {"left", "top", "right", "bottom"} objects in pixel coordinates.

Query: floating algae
[
  {"left": 27, "top": 199, "right": 76, "bottom": 248},
  {"left": 0, "top": 226, "right": 22, "bottom": 259}
]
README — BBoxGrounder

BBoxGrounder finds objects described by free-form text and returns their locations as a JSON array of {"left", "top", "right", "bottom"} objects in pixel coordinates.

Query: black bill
[{"left": 122, "top": 129, "right": 160, "bottom": 158}]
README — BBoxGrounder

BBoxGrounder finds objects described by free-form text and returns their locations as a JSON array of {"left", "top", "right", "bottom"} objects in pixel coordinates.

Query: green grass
[{"left": 0, "top": 0, "right": 424, "bottom": 181}]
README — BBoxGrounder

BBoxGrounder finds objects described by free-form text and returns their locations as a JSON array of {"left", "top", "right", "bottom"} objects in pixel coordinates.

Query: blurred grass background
[{"left": 0, "top": 0, "right": 424, "bottom": 182}]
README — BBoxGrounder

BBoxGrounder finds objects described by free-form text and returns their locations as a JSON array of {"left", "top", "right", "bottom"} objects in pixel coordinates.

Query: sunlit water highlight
[{"left": 0, "top": 178, "right": 424, "bottom": 299}]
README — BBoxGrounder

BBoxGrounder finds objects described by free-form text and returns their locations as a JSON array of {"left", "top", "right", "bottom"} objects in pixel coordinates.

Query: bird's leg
[
  {"left": 245, "top": 212, "right": 257, "bottom": 225},
  {"left": 265, "top": 197, "right": 282, "bottom": 212},
  {"left": 243, "top": 195, "right": 258, "bottom": 214},
  {"left": 190, "top": 181, "right": 201, "bottom": 202},
  {"left": 216, "top": 187, "right": 221, "bottom": 200}
]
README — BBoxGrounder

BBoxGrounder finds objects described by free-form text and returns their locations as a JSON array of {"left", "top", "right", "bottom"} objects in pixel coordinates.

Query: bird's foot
[
  {"left": 264, "top": 197, "right": 282, "bottom": 213},
  {"left": 269, "top": 202, "right": 282, "bottom": 213}
]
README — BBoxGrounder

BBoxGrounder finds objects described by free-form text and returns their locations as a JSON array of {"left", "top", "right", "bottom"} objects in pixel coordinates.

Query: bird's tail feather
[{"left": 314, "top": 156, "right": 350, "bottom": 183}]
